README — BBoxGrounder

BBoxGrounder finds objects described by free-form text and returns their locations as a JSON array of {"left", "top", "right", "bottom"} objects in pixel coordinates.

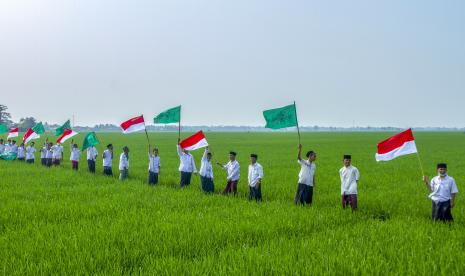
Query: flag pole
[
  {"left": 293, "top": 101, "right": 301, "bottom": 145},
  {"left": 416, "top": 152, "right": 425, "bottom": 177},
  {"left": 142, "top": 115, "right": 150, "bottom": 146},
  {"left": 178, "top": 105, "right": 181, "bottom": 140}
]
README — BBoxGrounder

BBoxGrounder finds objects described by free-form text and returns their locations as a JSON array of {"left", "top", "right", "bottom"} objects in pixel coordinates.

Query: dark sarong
[
  {"left": 46, "top": 158, "right": 53, "bottom": 167},
  {"left": 41, "top": 158, "right": 46, "bottom": 166},
  {"left": 294, "top": 183, "right": 313, "bottom": 205},
  {"left": 432, "top": 200, "right": 453, "bottom": 222},
  {"left": 53, "top": 159, "right": 61, "bottom": 166},
  {"left": 17, "top": 157, "right": 25, "bottom": 161},
  {"left": 149, "top": 171, "right": 159, "bottom": 185},
  {"left": 72, "top": 161, "right": 78, "bottom": 170},
  {"left": 180, "top": 171, "right": 192, "bottom": 187},
  {"left": 342, "top": 194, "right": 358, "bottom": 210},
  {"left": 223, "top": 180, "right": 238, "bottom": 195},
  {"left": 248, "top": 185, "right": 262, "bottom": 202},
  {"left": 200, "top": 176, "right": 214, "bottom": 193},
  {"left": 87, "top": 160, "right": 96, "bottom": 173},
  {"left": 103, "top": 166, "right": 113, "bottom": 176},
  {"left": 26, "top": 159, "right": 34, "bottom": 164}
]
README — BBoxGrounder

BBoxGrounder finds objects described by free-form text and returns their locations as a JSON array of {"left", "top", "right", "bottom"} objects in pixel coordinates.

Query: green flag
[
  {"left": 55, "top": 120, "right": 71, "bottom": 136},
  {"left": 154, "top": 106, "right": 181, "bottom": 124},
  {"left": 82, "top": 132, "right": 100, "bottom": 151},
  {"left": 33, "top": 122, "right": 45, "bottom": 134},
  {"left": 0, "top": 124, "right": 7, "bottom": 134},
  {"left": 263, "top": 104, "right": 298, "bottom": 129},
  {"left": 0, "top": 151, "right": 17, "bottom": 161}
]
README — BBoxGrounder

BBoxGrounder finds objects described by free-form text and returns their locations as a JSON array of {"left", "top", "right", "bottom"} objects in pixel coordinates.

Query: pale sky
[{"left": 0, "top": 0, "right": 464, "bottom": 127}]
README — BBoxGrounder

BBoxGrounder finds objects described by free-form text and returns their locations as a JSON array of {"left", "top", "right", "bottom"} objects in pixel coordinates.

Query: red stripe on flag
[
  {"left": 120, "top": 115, "right": 145, "bottom": 130},
  {"left": 377, "top": 128, "right": 415, "bottom": 154},
  {"left": 9, "top": 128, "right": 18, "bottom": 133},
  {"left": 180, "top": 131, "right": 206, "bottom": 148},
  {"left": 22, "top": 128, "right": 33, "bottom": 142}
]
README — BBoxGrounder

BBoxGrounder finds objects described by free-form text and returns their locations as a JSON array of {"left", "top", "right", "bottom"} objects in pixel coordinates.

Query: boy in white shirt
[
  {"left": 40, "top": 141, "right": 48, "bottom": 166},
  {"left": 102, "top": 144, "right": 113, "bottom": 176},
  {"left": 10, "top": 140, "right": 18, "bottom": 155},
  {"left": 295, "top": 144, "right": 317, "bottom": 206},
  {"left": 340, "top": 155, "right": 360, "bottom": 211},
  {"left": 45, "top": 142, "right": 53, "bottom": 167},
  {"left": 177, "top": 138, "right": 197, "bottom": 187},
  {"left": 423, "top": 163, "right": 458, "bottom": 222},
  {"left": 17, "top": 142, "right": 25, "bottom": 161},
  {"left": 26, "top": 142, "right": 36, "bottom": 164},
  {"left": 248, "top": 154, "right": 264, "bottom": 202},
  {"left": 199, "top": 147, "right": 214, "bottom": 193},
  {"left": 87, "top": 146, "right": 98, "bottom": 173},
  {"left": 148, "top": 145, "right": 161, "bottom": 186},
  {"left": 217, "top": 151, "right": 240, "bottom": 195},
  {"left": 70, "top": 140, "right": 80, "bottom": 170},
  {"left": 52, "top": 143, "right": 64, "bottom": 166},
  {"left": 119, "top": 146, "right": 130, "bottom": 181}
]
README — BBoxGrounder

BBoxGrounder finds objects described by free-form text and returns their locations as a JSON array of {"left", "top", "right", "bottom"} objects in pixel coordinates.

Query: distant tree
[
  {"left": 18, "top": 117, "right": 37, "bottom": 131},
  {"left": 0, "top": 104, "right": 13, "bottom": 126}
]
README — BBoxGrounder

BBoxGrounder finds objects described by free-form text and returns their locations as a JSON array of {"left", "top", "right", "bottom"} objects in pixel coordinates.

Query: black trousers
[
  {"left": 200, "top": 176, "right": 214, "bottom": 193},
  {"left": 180, "top": 171, "right": 192, "bottom": 187},
  {"left": 249, "top": 185, "right": 262, "bottom": 202},
  {"left": 149, "top": 172, "right": 159, "bottom": 185},
  {"left": 26, "top": 159, "right": 34, "bottom": 164},
  {"left": 294, "top": 183, "right": 313, "bottom": 205},
  {"left": 432, "top": 200, "right": 453, "bottom": 222},
  {"left": 103, "top": 166, "right": 113, "bottom": 176},
  {"left": 88, "top": 160, "right": 96, "bottom": 173}
]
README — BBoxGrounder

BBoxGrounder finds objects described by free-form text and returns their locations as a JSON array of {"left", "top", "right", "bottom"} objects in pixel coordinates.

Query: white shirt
[
  {"left": 10, "top": 144, "right": 18, "bottom": 154},
  {"left": 223, "top": 160, "right": 240, "bottom": 181},
  {"left": 4, "top": 144, "right": 11, "bottom": 153},
  {"left": 87, "top": 147, "right": 98, "bottom": 161},
  {"left": 340, "top": 165, "right": 360, "bottom": 195},
  {"left": 40, "top": 146, "right": 47, "bottom": 158},
  {"left": 199, "top": 149, "right": 213, "bottom": 179},
  {"left": 297, "top": 160, "right": 316, "bottom": 186},
  {"left": 26, "top": 146, "right": 36, "bottom": 160},
  {"left": 70, "top": 148, "right": 80, "bottom": 161},
  {"left": 248, "top": 162, "right": 264, "bottom": 187},
  {"left": 0, "top": 144, "right": 5, "bottom": 153},
  {"left": 149, "top": 154, "right": 161, "bottom": 173},
  {"left": 177, "top": 145, "right": 197, "bottom": 173},
  {"left": 52, "top": 145, "right": 63, "bottom": 159},
  {"left": 429, "top": 175, "right": 459, "bottom": 202},
  {"left": 17, "top": 146, "right": 25, "bottom": 158},
  {"left": 103, "top": 149, "right": 113, "bottom": 167},
  {"left": 45, "top": 148, "right": 53, "bottom": 159},
  {"left": 119, "top": 153, "right": 129, "bottom": 170}
]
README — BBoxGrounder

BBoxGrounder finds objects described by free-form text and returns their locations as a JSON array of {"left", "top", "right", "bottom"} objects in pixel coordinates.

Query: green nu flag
[
  {"left": 55, "top": 120, "right": 71, "bottom": 136},
  {"left": 0, "top": 151, "right": 17, "bottom": 161},
  {"left": 33, "top": 122, "right": 45, "bottom": 134},
  {"left": 0, "top": 124, "right": 7, "bottom": 134},
  {"left": 263, "top": 104, "right": 298, "bottom": 129},
  {"left": 82, "top": 132, "right": 100, "bottom": 151},
  {"left": 154, "top": 106, "right": 181, "bottom": 124}
]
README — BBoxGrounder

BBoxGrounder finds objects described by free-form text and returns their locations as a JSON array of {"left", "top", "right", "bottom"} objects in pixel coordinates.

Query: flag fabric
[
  {"left": 56, "top": 129, "right": 78, "bottom": 143},
  {"left": 154, "top": 106, "right": 181, "bottom": 124},
  {"left": 0, "top": 124, "right": 7, "bottom": 134},
  {"left": 22, "top": 122, "right": 45, "bottom": 144},
  {"left": 375, "top": 128, "right": 418, "bottom": 162},
  {"left": 120, "top": 115, "right": 146, "bottom": 134},
  {"left": 263, "top": 104, "right": 298, "bottom": 129},
  {"left": 82, "top": 132, "right": 100, "bottom": 151},
  {"left": 179, "top": 130, "right": 208, "bottom": 151},
  {"left": 0, "top": 151, "right": 17, "bottom": 161},
  {"left": 55, "top": 120, "right": 71, "bottom": 136},
  {"left": 7, "top": 128, "right": 19, "bottom": 139}
]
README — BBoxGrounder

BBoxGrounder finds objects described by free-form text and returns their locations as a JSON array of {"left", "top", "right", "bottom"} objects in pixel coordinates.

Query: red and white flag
[
  {"left": 7, "top": 128, "right": 19, "bottom": 139},
  {"left": 375, "top": 128, "right": 418, "bottom": 162},
  {"left": 180, "top": 130, "right": 208, "bottom": 151},
  {"left": 23, "top": 128, "right": 40, "bottom": 144},
  {"left": 120, "top": 115, "right": 146, "bottom": 134},
  {"left": 56, "top": 129, "right": 78, "bottom": 143}
]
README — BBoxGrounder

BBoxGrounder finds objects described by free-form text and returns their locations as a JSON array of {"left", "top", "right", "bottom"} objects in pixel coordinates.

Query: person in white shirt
[
  {"left": 51, "top": 143, "right": 64, "bottom": 166},
  {"left": 102, "top": 144, "right": 113, "bottom": 176},
  {"left": 199, "top": 147, "right": 214, "bottom": 193},
  {"left": 295, "top": 144, "right": 317, "bottom": 206},
  {"left": 70, "top": 140, "right": 80, "bottom": 170},
  {"left": 340, "top": 155, "right": 360, "bottom": 211},
  {"left": 217, "top": 151, "right": 240, "bottom": 195},
  {"left": 4, "top": 139, "right": 12, "bottom": 153},
  {"left": 45, "top": 142, "right": 54, "bottom": 167},
  {"left": 10, "top": 140, "right": 18, "bottom": 155},
  {"left": 87, "top": 146, "right": 98, "bottom": 173},
  {"left": 423, "top": 163, "right": 458, "bottom": 222},
  {"left": 0, "top": 139, "right": 4, "bottom": 154},
  {"left": 40, "top": 141, "right": 48, "bottom": 166},
  {"left": 148, "top": 145, "right": 161, "bottom": 186},
  {"left": 177, "top": 138, "right": 197, "bottom": 187},
  {"left": 248, "top": 154, "right": 264, "bottom": 202},
  {"left": 26, "top": 142, "right": 36, "bottom": 164},
  {"left": 17, "top": 142, "right": 25, "bottom": 161},
  {"left": 119, "top": 146, "right": 130, "bottom": 181}
]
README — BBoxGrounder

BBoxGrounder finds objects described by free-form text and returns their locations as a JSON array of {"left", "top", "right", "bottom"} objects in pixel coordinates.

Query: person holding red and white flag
[{"left": 176, "top": 131, "right": 208, "bottom": 187}]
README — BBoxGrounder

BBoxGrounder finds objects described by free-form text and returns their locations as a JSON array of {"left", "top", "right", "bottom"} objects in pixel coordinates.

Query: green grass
[{"left": 1, "top": 132, "right": 464, "bottom": 275}]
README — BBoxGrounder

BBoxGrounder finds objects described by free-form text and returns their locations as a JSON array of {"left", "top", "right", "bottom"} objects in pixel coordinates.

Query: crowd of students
[{"left": 0, "top": 137, "right": 458, "bottom": 222}]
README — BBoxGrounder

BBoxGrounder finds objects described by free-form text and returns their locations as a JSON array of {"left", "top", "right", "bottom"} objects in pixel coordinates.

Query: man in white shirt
[
  {"left": 0, "top": 139, "right": 4, "bottom": 154},
  {"left": 87, "top": 146, "right": 98, "bottom": 173},
  {"left": 51, "top": 143, "right": 64, "bottom": 166},
  {"left": 295, "top": 144, "right": 317, "bottom": 206},
  {"left": 17, "top": 143, "right": 25, "bottom": 161},
  {"left": 148, "top": 145, "right": 161, "bottom": 186},
  {"left": 199, "top": 147, "right": 214, "bottom": 193},
  {"left": 70, "top": 140, "right": 80, "bottom": 170},
  {"left": 26, "top": 142, "right": 36, "bottom": 164},
  {"left": 45, "top": 142, "right": 53, "bottom": 167},
  {"left": 40, "top": 142, "right": 48, "bottom": 166},
  {"left": 4, "top": 139, "right": 12, "bottom": 153},
  {"left": 177, "top": 139, "right": 197, "bottom": 187},
  {"left": 119, "top": 146, "right": 130, "bottom": 181},
  {"left": 102, "top": 144, "right": 113, "bottom": 176},
  {"left": 217, "top": 151, "right": 240, "bottom": 195},
  {"left": 423, "top": 163, "right": 458, "bottom": 222},
  {"left": 340, "top": 155, "right": 360, "bottom": 211},
  {"left": 248, "top": 154, "right": 264, "bottom": 202},
  {"left": 10, "top": 140, "right": 18, "bottom": 155}
]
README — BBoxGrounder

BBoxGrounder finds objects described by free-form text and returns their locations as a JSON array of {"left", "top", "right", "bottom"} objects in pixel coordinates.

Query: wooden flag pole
[
  {"left": 142, "top": 115, "right": 151, "bottom": 146},
  {"left": 178, "top": 105, "right": 182, "bottom": 140},
  {"left": 416, "top": 152, "right": 425, "bottom": 177},
  {"left": 293, "top": 101, "right": 301, "bottom": 145}
]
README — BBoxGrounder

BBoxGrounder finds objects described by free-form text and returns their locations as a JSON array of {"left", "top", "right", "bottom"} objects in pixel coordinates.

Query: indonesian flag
[
  {"left": 7, "top": 128, "right": 19, "bottom": 139},
  {"left": 376, "top": 128, "right": 418, "bottom": 162},
  {"left": 56, "top": 129, "right": 78, "bottom": 143},
  {"left": 180, "top": 130, "right": 208, "bottom": 151},
  {"left": 120, "top": 115, "right": 146, "bottom": 134},
  {"left": 23, "top": 128, "right": 40, "bottom": 144}
]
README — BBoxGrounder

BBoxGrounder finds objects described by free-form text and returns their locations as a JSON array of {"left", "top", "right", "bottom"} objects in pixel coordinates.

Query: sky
[{"left": 0, "top": 0, "right": 464, "bottom": 128}]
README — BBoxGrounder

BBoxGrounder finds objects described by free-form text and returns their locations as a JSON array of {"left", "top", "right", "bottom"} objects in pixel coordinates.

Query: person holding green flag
[{"left": 82, "top": 132, "right": 100, "bottom": 173}]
